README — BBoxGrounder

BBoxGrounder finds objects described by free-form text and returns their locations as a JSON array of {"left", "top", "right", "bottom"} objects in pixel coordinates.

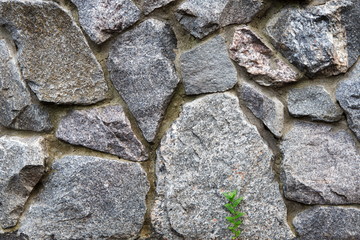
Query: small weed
[{"left": 223, "top": 190, "right": 245, "bottom": 239}]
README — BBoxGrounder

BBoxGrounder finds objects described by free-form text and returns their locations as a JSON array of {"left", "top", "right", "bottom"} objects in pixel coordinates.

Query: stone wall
[{"left": 0, "top": 0, "right": 359, "bottom": 239}]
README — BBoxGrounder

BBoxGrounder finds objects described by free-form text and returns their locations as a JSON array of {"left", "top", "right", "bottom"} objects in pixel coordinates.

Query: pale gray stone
[
  {"left": 180, "top": 36, "right": 237, "bottom": 95},
  {"left": 0, "top": 0, "right": 108, "bottom": 104},
  {"left": 239, "top": 83, "right": 284, "bottom": 137},
  {"left": 19, "top": 156, "right": 149, "bottom": 240},
  {"left": 266, "top": 0, "right": 359, "bottom": 77},
  {"left": 280, "top": 121, "right": 360, "bottom": 204},
  {"left": 136, "top": 0, "right": 177, "bottom": 14},
  {"left": 70, "top": 0, "right": 141, "bottom": 44},
  {"left": 336, "top": 60, "right": 360, "bottom": 140},
  {"left": 56, "top": 105, "right": 147, "bottom": 162},
  {"left": 175, "top": 0, "right": 267, "bottom": 39},
  {"left": 107, "top": 19, "right": 179, "bottom": 142},
  {"left": 0, "top": 39, "right": 52, "bottom": 132},
  {"left": 152, "top": 93, "right": 294, "bottom": 240},
  {"left": 0, "top": 136, "right": 46, "bottom": 229},
  {"left": 288, "top": 86, "right": 343, "bottom": 122},
  {"left": 293, "top": 206, "right": 360, "bottom": 240},
  {"left": 230, "top": 26, "right": 300, "bottom": 86}
]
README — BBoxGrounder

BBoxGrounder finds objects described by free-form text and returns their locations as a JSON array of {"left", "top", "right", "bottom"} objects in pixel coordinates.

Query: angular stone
[
  {"left": 293, "top": 206, "right": 360, "bottom": 240},
  {"left": 239, "top": 83, "right": 284, "bottom": 137},
  {"left": 137, "top": 0, "right": 177, "bottom": 14},
  {"left": 107, "top": 19, "right": 179, "bottom": 142},
  {"left": 152, "top": 93, "right": 294, "bottom": 239},
  {"left": 56, "top": 105, "right": 147, "bottom": 162},
  {"left": 19, "top": 156, "right": 149, "bottom": 240},
  {"left": 266, "top": 0, "right": 359, "bottom": 77},
  {"left": 70, "top": 0, "right": 141, "bottom": 44},
  {"left": 180, "top": 36, "right": 237, "bottom": 95},
  {"left": 0, "top": 39, "right": 52, "bottom": 132},
  {"left": 0, "top": 136, "right": 46, "bottom": 228},
  {"left": 229, "top": 26, "right": 300, "bottom": 86},
  {"left": 288, "top": 86, "right": 343, "bottom": 122},
  {"left": 0, "top": 0, "right": 108, "bottom": 104},
  {"left": 280, "top": 121, "right": 360, "bottom": 204},
  {"left": 176, "top": 0, "right": 268, "bottom": 39},
  {"left": 336, "top": 60, "right": 360, "bottom": 140}
]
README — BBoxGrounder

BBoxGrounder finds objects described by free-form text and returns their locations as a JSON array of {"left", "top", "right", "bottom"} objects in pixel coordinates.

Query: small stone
[
  {"left": 288, "top": 86, "right": 343, "bottom": 122},
  {"left": 266, "top": 0, "right": 359, "bottom": 77},
  {"left": 293, "top": 206, "right": 360, "bottom": 240},
  {"left": 229, "top": 26, "right": 300, "bottom": 86},
  {"left": 176, "top": 0, "right": 268, "bottom": 39},
  {"left": 138, "top": 0, "right": 177, "bottom": 14},
  {"left": 280, "top": 121, "right": 360, "bottom": 204},
  {"left": 0, "top": 136, "right": 47, "bottom": 229},
  {"left": 56, "top": 105, "right": 147, "bottom": 162},
  {"left": 107, "top": 19, "right": 179, "bottom": 142},
  {"left": 152, "top": 93, "right": 294, "bottom": 240},
  {"left": 70, "top": 0, "right": 141, "bottom": 44},
  {"left": 0, "top": 0, "right": 108, "bottom": 104},
  {"left": 180, "top": 35, "right": 237, "bottom": 95},
  {"left": 336, "top": 60, "right": 360, "bottom": 140},
  {"left": 239, "top": 83, "right": 284, "bottom": 137},
  {"left": 19, "top": 156, "right": 149, "bottom": 240}
]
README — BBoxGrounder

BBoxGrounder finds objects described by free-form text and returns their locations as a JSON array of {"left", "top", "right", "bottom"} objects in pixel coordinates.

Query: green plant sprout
[{"left": 223, "top": 190, "right": 245, "bottom": 239}]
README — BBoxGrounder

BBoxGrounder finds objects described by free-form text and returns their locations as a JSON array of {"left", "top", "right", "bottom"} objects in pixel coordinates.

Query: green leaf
[{"left": 233, "top": 197, "right": 244, "bottom": 207}]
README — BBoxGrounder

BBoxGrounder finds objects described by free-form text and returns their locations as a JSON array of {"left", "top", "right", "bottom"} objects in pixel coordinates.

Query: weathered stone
[
  {"left": 336, "top": 60, "right": 360, "bottom": 140},
  {"left": 0, "top": 232, "right": 27, "bottom": 240},
  {"left": 180, "top": 36, "right": 237, "bottom": 95},
  {"left": 19, "top": 156, "right": 149, "bottom": 240},
  {"left": 136, "top": 0, "right": 177, "bottom": 14},
  {"left": 0, "top": 39, "right": 52, "bottom": 132},
  {"left": 176, "top": 0, "right": 268, "bottom": 39},
  {"left": 70, "top": 0, "right": 141, "bottom": 44},
  {"left": 0, "top": 0, "right": 108, "bottom": 104},
  {"left": 280, "top": 121, "right": 360, "bottom": 204},
  {"left": 56, "top": 105, "right": 147, "bottom": 162},
  {"left": 239, "top": 83, "right": 284, "bottom": 137},
  {"left": 0, "top": 136, "right": 46, "bottom": 229},
  {"left": 293, "top": 206, "right": 360, "bottom": 240},
  {"left": 152, "top": 93, "right": 294, "bottom": 240},
  {"left": 230, "top": 26, "right": 300, "bottom": 86},
  {"left": 288, "top": 86, "right": 343, "bottom": 122},
  {"left": 266, "top": 0, "right": 359, "bottom": 77},
  {"left": 107, "top": 19, "right": 179, "bottom": 142}
]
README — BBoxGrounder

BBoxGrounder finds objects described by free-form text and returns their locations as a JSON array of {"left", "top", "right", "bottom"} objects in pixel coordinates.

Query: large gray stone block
[
  {"left": 135, "top": 0, "right": 177, "bottom": 14},
  {"left": 19, "top": 156, "right": 149, "bottom": 240},
  {"left": 107, "top": 19, "right": 179, "bottom": 142},
  {"left": 0, "top": 0, "right": 108, "bottom": 104},
  {"left": 152, "top": 93, "right": 294, "bottom": 240},
  {"left": 56, "top": 105, "right": 147, "bottom": 162},
  {"left": 180, "top": 35, "right": 237, "bottom": 95},
  {"left": 280, "top": 121, "right": 360, "bottom": 204},
  {"left": 0, "top": 136, "right": 46, "bottom": 229},
  {"left": 70, "top": 0, "right": 141, "bottom": 44},
  {"left": 229, "top": 26, "right": 300, "bottom": 86}
]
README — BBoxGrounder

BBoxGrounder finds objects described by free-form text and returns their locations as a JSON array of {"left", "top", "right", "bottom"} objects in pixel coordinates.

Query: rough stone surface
[
  {"left": 230, "top": 26, "right": 300, "bottom": 86},
  {"left": 19, "top": 156, "right": 149, "bottom": 240},
  {"left": 70, "top": 0, "right": 141, "bottom": 44},
  {"left": 107, "top": 19, "right": 179, "bottom": 142},
  {"left": 0, "top": 0, "right": 108, "bottom": 104},
  {"left": 266, "top": 0, "right": 360, "bottom": 77},
  {"left": 336, "top": 60, "right": 360, "bottom": 140},
  {"left": 152, "top": 93, "right": 294, "bottom": 240},
  {"left": 239, "top": 83, "right": 284, "bottom": 137},
  {"left": 0, "top": 136, "right": 46, "bottom": 229},
  {"left": 137, "top": 0, "right": 176, "bottom": 14},
  {"left": 293, "top": 206, "right": 360, "bottom": 240},
  {"left": 0, "top": 39, "right": 52, "bottom": 132},
  {"left": 176, "top": 0, "right": 267, "bottom": 39},
  {"left": 0, "top": 232, "right": 26, "bottom": 240},
  {"left": 56, "top": 105, "right": 147, "bottom": 161},
  {"left": 288, "top": 86, "right": 343, "bottom": 122},
  {"left": 280, "top": 121, "right": 360, "bottom": 204},
  {"left": 180, "top": 35, "right": 237, "bottom": 95}
]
